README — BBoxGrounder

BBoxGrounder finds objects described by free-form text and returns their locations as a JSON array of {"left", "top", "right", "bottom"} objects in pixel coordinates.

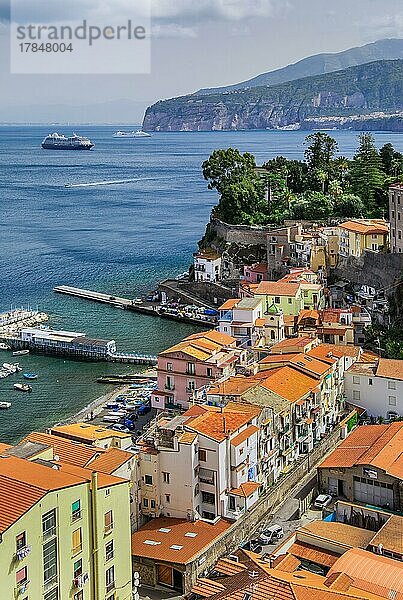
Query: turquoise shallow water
[{"left": 0, "top": 126, "right": 401, "bottom": 442}]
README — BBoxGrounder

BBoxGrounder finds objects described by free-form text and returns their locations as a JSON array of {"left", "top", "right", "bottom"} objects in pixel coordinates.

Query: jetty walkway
[{"left": 54, "top": 285, "right": 217, "bottom": 328}]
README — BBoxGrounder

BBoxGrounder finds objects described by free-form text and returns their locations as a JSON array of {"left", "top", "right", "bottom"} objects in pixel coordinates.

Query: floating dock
[{"left": 53, "top": 285, "right": 216, "bottom": 327}]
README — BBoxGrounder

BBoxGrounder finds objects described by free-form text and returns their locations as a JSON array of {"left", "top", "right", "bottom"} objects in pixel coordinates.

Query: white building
[
  {"left": 193, "top": 249, "right": 222, "bottom": 282},
  {"left": 345, "top": 358, "right": 403, "bottom": 419},
  {"left": 218, "top": 297, "right": 264, "bottom": 346}
]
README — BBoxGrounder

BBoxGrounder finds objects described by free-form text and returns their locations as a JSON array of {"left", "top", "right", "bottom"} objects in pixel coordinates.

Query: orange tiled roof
[
  {"left": 131, "top": 517, "right": 231, "bottom": 564},
  {"left": 178, "top": 432, "right": 198, "bottom": 445},
  {"left": 298, "top": 309, "right": 320, "bottom": 324},
  {"left": 375, "top": 358, "right": 403, "bottom": 381},
  {"left": 230, "top": 481, "right": 261, "bottom": 497},
  {"left": 87, "top": 447, "right": 134, "bottom": 474},
  {"left": 219, "top": 299, "right": 239, "bottom": 310},
  {"left": 22, "top": 431, "right": 100, "bottom": 467},
  {"left": 186, "top": 411, "right": 253, "bottom": 442},
  {"left": 255, "top": 281, "right": 300, "bottom": 297},
  {"left": 339, "top": 220, "right": 389, "bottom": 235},
  {"left": 300, "top": 521, "right": 375, "bottom": 549},
  {"left": 54, "top": 461, "right": 128, "bottom": 489},
  {"left": 289, "top": 541, "right": 340, "bottom": 567},
  {"left": 187, "top": 329, "right": 237, "bottom": 346},
  {"left": 0, "top": 443, "right": 12, "bottom": 453},
  {"left": 290, "top": 353, "right": 331, "bottom": 377},
  {"left": 270, "top": 336, "right": 315, "bottom": 353},
  {"left": 319, "top": 422, "right": 403, "bottom": 479},
  {"left": 328, "top": 548, "right": 403, "bottom": 599},
  {"left": 255, "top": 317, "right": 266, "bottom": 327},
  {"left": 0, "top": 455, "right": 87, "bottom": 533},
  {"left": 259, "top": 353, "right": 297, "bottom": 365},
  {"left": 191, "top": 578, "right": 226, "bottom": 596},
  {"left": 230, "top": 425, "right": 259, "bottom": 447},
  {"left": 308, "top": 344, "right": 361, "bottom": 363},
  {"left": 208, "top": 375, "right": 259, "bottom": 397},
  {"left": 368, "top": 515, "right": 403, "bottom": 555},
  {"left": 260, "top": 365, "right": 318, "bottom": 403},
  {"left": 50, "top": 422, "right": 131, "bottom": 441}
]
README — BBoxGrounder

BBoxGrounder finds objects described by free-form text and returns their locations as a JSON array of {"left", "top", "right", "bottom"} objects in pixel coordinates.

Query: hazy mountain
[{"left": 196, "top": 38, "right": 403, "bottom": 96}]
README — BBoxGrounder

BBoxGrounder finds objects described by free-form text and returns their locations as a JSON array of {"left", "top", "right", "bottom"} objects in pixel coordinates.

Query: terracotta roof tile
[
  {"left": 368, "top": 515, "right": 403, "bottom": 555},
  {"left": 87, "top": 447, "right": 133, "bottom": 474},
  {"left": 339, "top": 220, "right": 388, "bottom": 235},
  {"left": 300, "top": 521, "right": 375, "bottom": 549},
  {"left": 131, "top": 517, "right": 231, "bottom": 564},
  {"left": 375, "top": 358, "right": 403, "bottom": 381},
  {"left": 255, "top": 281, "right": 300, "bottom": 297},
  {"left": 186, "top": 410, "right": 255, "bottom": 442},
  {"left": 289, "top": 541, "right": 340, "bottom": 567},
  {"left": 22, "top": 431, "right": 100, "bottom": 467},
  {"left": 308, "top": 344, "right": 361, "bottom": 362},
  {"left": 214, "top": 557, "right": 247, "bottom": 575},
  {"left": 50, "top": 422, "right": 131, "bottom": 441},
  {"left": 219, "top": 299, "right": 239, "bottom": 310},
  {"left": 328, "top": 548, "right": 403, "bottom": 599},
  {"left": 230, "top": 481, "right": 261, "bottom": 497},
  {"left": 230, "top": 425, "right": 259, "bottom": 447},
  {"left": 260, "top": 366, "right": 318, "bottom": 403}
]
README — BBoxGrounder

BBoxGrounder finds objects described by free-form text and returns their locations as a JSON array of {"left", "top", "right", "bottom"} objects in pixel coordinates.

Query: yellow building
[
  {"left": 254, "top": 281, "right": 303, "bottom": 316},
  {"left": 338, "top": 220, "right": 389, "bottom": 258},
  {"left": 0, "top": 438, "right": 132, "bottom": 600}
]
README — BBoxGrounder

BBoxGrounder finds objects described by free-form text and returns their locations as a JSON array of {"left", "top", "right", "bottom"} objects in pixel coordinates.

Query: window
[
  {"left": 74, "top": 592, "right": 83, "bottom": 600},
  {"left": 45, "top": 589, "right": 59, "bottom": 600},
  {"left": 73, "top": 558, "right": 82, "bottom": 579},
  {"left": 105, "top": 488, "right": 110, "bottom": 497},
  {"left": 167, "top": 362, "right": 173, "bottom": 371},
  {"left": 16, "top": 566, "right": 28, "bottom": 585},
  {"left": 143, "top": 498, "right": 149, "bottom": 508},
  {"left": 42, "top": 509, "right": 56, "bottom": 539},
  {"left": 187, "top": 380, "right": 195, "bottom": 391},
  {"left": 150, "top": 499, "right": 156, "bottom": 509},
  {"left": 187, "top": 362, "right": 195, "bottom": 375},
  {"left": 104, "top": 511, "right": 113, "bottom": 534},
  {"left": 228, "top": 496, "right": 236, "bottom": 511},
  {"left": 162, "top": 472, "right": 170, "bottom": 484},
  {"left": 389, "top": 396, "right": 397, "bottom": 407},
  {"left": 353, "top": 376, "right": 360, "bottom": 385},
  {"left": 165, "top": 494, "right": 171, "bottom": 503},
  {"left": 288, "top": 298, "right": 292, "bottom": 304},
  {"left": 145, "top": 474, "right": 153, "bottom": 485},
  {"left": 194, "top": 484, "right": 199, "bottom": 496},
  {"left": 388, "top": 380, "right": 396, "bottom": 390},
  {"left": 239, "top": 447, "right": 244, "bottom": 455},
  {"left": 198, "top": 449, "right": 207, "bottom": 462},
  {"left": 72, "top": 528, "right": 82, "bottom": 555},
  {"left": 201, "top": 491, "right": 215, "bottom": 505},
  {"left": 275, "top": 297, "right": 280, "bottom": 304},
  {"left": 106, "top": 566, "right": 115, "bottom": 593},
  {"left": 72, "top": 499, "right": 81, "bottom": 522},
  {"left": 106, "top": 540, "right": 114, "bottom": 562},
  {"left": 16, "top": 531, "right": 26, "bottom": 551},
  {"left": 353, "top": 390, "right": 361, "bottom": 401},
  {"left": 44, "top": 537, "right": 58, "bottom": 583},
  {"left": 368, "top": 378, "right": 373, "bottom": 386}
]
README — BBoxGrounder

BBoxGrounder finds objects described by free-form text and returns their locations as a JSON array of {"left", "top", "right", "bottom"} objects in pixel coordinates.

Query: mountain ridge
[
  {"left": 195, "top": 38, "right": 403, "bottom": 96},
  {"left": 143, "top": 59, "right": 403, "bottom": 132}
]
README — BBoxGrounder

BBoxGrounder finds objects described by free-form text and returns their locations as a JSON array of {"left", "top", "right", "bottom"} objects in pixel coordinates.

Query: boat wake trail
[{"left": 65, "top": 178, "right": 151, "bottom": 188}]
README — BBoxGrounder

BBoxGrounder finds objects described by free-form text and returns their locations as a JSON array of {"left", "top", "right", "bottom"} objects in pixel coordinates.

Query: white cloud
[
  {"left": 150, "top": 0, "right": 282, "bottom": 23},
  {"left": 151, "top": 23, "right": 197, "bottom": 39}
]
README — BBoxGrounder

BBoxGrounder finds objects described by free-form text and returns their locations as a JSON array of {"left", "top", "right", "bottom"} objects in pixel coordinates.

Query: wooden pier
[{"left": 53, "top": 285, "right": 217, "bottom": 328}]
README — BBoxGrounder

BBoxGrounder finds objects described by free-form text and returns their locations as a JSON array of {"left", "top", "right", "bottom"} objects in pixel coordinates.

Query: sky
[{"left": 0, "top": 0, "right": 402, "bottom": 122}]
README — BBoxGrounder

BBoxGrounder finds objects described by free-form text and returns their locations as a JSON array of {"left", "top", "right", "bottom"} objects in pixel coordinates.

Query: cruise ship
[{"left": 41, "top": 133, "right": 95, "bottom": 150}]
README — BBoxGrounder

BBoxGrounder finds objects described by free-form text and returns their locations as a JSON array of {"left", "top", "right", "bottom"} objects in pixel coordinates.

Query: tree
[
  {"left": 291, "top": 191, "right": 334, "bottom": 221},
  {"left": 379, "top": 143, "right": 403, "bottom": 177},
  {"left": 304, "top": 132, "right": 339, "bottom": 192},
  {"left": 333, "top": 194, "right": 366, "bottom": 218},
  {"left": 349, "top": 133, "right": 385, "bottom": 214},
  {"left": 202, "top": 149, "right": 266, "bottom": 225}
]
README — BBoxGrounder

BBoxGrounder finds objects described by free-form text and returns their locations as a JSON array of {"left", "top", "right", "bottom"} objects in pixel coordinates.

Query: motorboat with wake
[{"left": 14, "top": 383, "right": 32, "bottom": 393}]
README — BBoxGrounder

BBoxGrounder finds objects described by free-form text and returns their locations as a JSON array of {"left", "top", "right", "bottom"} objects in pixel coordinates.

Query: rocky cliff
[{"left": 143, "top": 60, "right": 403, "bottom": 132}]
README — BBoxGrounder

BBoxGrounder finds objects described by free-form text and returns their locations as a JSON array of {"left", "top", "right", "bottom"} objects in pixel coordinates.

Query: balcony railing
[
  {"left": 72, "top": 544, "right": 82, "bottom": 556},
  {"left": 71, "top": 509, "right": 82, "bottom": 523},
  {"left": 106, "top": 580, "right": 116, "bottom": 593},
  {"left": 42, "top": 526, "right": 56, "bottom": 542},
  {"left": 164, "top": 384, "right": 175, "bottom": 391},
  {"left": 43, "top": 575, "right": 58, "bottom": 592},
  {"left": 104, "top": 523, "right": 114, "bottom": 535},
  {"left": 15, "top": 546, "right": 31, "bottom": 561}
]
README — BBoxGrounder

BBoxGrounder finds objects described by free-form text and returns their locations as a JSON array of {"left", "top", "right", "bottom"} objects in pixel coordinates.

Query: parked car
[
  {"left": 110, "top": 424, "right": 130, "bottom": 433},
  {"left": 137, "top": 404, "right": 151, "bottom": 416},
  {"left": 241, "top": 539, "right": 262, "bottom": 553},
  {"left": 314, "top": 494, "right": 333, "bottom": 509},
  {"left": 258, "top": 525, "right": 284, "bottom": 545}
]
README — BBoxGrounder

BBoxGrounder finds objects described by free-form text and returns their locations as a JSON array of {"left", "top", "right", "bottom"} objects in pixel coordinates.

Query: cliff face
[{"left": 143, "top": 60, "right": 403, "bottom": 132}]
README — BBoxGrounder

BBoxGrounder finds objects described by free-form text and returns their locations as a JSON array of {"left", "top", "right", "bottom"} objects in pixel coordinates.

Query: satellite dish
[{"left": 133, "top": 571, "right": 139, "bottom": 578}]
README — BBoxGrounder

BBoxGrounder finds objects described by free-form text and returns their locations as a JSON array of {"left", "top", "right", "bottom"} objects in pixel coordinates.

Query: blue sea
[{"left": 0, "top": 126, "right": 401, "bottom": 442}]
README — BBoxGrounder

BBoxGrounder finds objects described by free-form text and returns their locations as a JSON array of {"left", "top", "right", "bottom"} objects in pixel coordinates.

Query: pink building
[
  {"left": 151, "top": 330, "right": 244, "bottom": 411},
  {"left": 243, "top": 263, "right": 268, "bottom": 284}
]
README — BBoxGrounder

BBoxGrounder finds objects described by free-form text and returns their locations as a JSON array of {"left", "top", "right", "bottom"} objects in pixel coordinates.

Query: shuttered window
[{"left": 72, "top": 528, "right": 82, "bottom": 555}]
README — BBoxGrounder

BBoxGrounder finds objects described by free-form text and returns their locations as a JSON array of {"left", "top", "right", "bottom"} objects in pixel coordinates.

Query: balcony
[
  {"left": 43, "top": 575, "right": 58, "bottom": 592},
  {"left": 42, "top": 526, "right": 56, "bottom": 542},
  {"left": 164, "top": 384, "right": 175, "bottom": 391},
  {"left": 106, "top": 580, "right": 116, "bottom": 594},
  {"left": 15, "top": 580, "right": 30, "bottom": 597},
  {"left": 15, "top": 546, "right": 31, "bottom": 561},
  {"left": 72, "top": 544, "right": 82, "bottom": 556},
  {"left": 73, "top": 572, "right": 89, "bottom": 589}
]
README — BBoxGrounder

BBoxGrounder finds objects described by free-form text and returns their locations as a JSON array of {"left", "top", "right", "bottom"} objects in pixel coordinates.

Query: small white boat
[
  {"left": 3, "top": 363, "right": 22, "bottom": 373},
  {"left": 0, "top": 343, "right": 10, "bottom": 351},
  {"left": 12, "top": 350, "right": 29, "bottom": 356},
  {"left": 0, "top": 402, "right": 11, "bottom": 409},
  {"left": 0, "top": 370, "right": 10, "bottom": 379},
  {"left": 13, "top": 383, "right": 32, "bottom": 393},
  {"left": 113, "top": 130, "right": 151, "bottom": 138}
]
